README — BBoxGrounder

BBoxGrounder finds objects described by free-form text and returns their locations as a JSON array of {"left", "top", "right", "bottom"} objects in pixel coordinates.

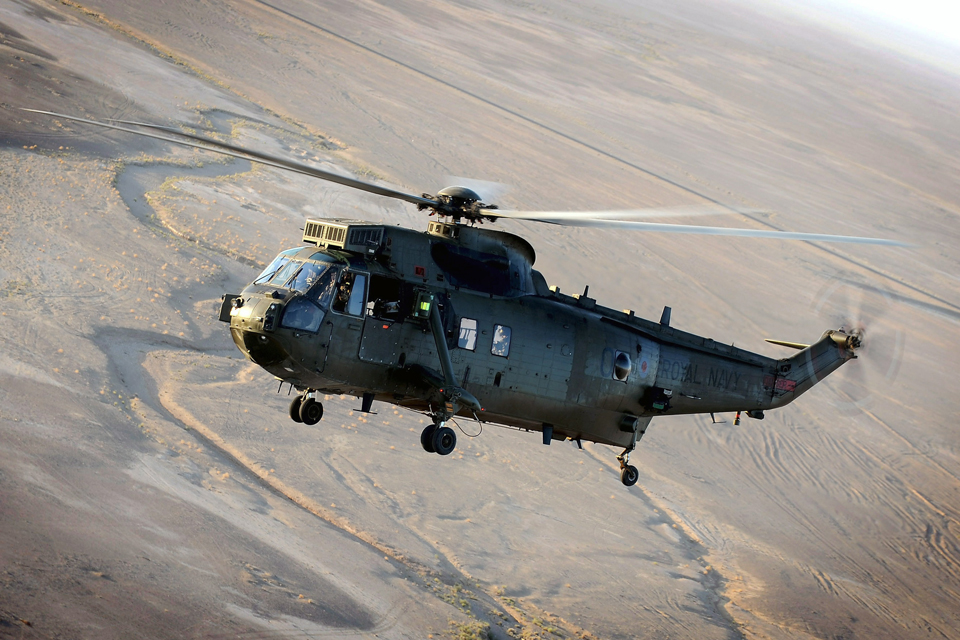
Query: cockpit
[
  {"left": 240, "top": 247, "right": 396, "bottom": 334},
  {"left": 242, "top": 248, "right": 340, "bottom": 333},
  {"left": 253, "top": 248, "right": 333, "bottom": 292}
]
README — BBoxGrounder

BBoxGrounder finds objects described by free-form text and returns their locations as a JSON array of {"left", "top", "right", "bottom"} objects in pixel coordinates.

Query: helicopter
[{"left": 26, "top": 109, "right": 905, "bottom": 486}]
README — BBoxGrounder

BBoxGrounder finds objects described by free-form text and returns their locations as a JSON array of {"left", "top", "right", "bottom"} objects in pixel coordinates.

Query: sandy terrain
[{"left": 1, "top": 0, "right": 958, "bottom": 638}]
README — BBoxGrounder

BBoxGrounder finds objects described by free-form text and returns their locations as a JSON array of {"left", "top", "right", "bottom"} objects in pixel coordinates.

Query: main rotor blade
[
  {"left": 22, "top": 109, "right": 437, "bottom": 208},
  {"left": 483, "top": 209, "right": 907, "bottom": 246},
  {"left": 483, "top": 205, "right": 749, "bottom": 221}
]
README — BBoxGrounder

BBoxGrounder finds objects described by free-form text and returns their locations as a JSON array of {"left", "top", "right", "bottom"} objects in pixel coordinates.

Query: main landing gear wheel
[
  {"left": 289, "top": 395, "right": 304, "bottom": 423},
  {"left": 420, "top": 424, "right": 437, "bottom": 453},
  {"left": 617, "top": 447, "right": 639, "bottom": 486},
  {"left": 299, "top": 398, "right": 324, "bottom": 425},
  {"left": 432, "top": 425, "right": 457, "bottom": 456}
]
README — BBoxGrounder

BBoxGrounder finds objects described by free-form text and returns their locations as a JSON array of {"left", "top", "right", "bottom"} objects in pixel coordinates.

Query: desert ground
[{"left": 1, "top": 0, "right": 959, "bottom": 638}]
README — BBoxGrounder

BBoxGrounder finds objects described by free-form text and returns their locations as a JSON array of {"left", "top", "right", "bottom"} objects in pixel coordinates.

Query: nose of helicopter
[
  {"left": 230, "top": 326, "right": 288, "bottom": 366},
  {"left": 227, "top": 295, "right": 290, "bottom": 366}
]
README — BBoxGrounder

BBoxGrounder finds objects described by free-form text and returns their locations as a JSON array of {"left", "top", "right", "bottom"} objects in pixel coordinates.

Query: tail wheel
[
  {"left": 289, "top": 396, "right": 304, "bottom": 423},
  {"left": 432, "top": 426, "right": 457, "bottom": 456},
  {"left": 620, "top": 465, "right": 639, "bottom": 487},
  {"left": 299, "top": 398, "right": 324, "bottom": 425}
]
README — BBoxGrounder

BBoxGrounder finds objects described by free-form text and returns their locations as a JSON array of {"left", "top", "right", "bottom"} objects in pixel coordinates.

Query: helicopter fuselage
[{"left": 223, "top": 220, "right": 859, "bottom": 452}]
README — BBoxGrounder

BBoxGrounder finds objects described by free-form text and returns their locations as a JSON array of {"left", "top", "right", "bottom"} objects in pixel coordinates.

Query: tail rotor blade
[{"left": 813, "top": 277, "right": 905, "bottom": 413}]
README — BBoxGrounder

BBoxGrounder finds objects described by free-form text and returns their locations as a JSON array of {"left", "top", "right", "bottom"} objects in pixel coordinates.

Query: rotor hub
[
  {"left": 420, "top": 185, "right": 498, "bottom": 224},
  {"left": 437, "top": 185, "right": 481, "bottom": 202}
]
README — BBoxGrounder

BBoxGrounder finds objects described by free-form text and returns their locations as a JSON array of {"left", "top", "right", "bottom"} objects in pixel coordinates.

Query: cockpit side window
[
  {"left": 331, "top": 272, "right": 368, "bottom": 317},
  {"left": 346, "top": 274, "right": 367, "bottom": 316}
]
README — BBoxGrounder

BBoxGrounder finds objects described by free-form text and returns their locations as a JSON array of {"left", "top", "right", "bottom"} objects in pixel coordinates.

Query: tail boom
[{"left": 765, "top": 329, "right": 860, "bottom": 409}]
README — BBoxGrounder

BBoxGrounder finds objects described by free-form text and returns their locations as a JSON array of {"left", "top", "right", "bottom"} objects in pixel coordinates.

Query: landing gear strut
[
  {"left": 414, "top": 295, "right": 476, "bottom": 458},
  {"left": 617, "top": 448, "right": 639, "bottom": 487}
]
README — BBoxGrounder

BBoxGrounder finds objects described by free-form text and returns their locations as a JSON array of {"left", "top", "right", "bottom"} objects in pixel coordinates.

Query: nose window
[{"left": 280, "top": 298, "right": 323, "bottom": 332}]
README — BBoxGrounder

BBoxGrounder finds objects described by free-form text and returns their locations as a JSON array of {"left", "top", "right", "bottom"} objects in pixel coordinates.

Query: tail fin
[{"left": 766, "top": 329, "right": 860, "bottom": 408}]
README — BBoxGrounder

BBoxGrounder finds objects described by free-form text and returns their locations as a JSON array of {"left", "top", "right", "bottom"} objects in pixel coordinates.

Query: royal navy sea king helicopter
[{"left": 28, "top": 109, "right": 905, "bottom": 486}]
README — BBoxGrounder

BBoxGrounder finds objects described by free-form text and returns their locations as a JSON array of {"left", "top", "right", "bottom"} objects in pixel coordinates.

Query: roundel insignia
[{"left": 639, "top": 359, "right": 649, "bottom": 378}]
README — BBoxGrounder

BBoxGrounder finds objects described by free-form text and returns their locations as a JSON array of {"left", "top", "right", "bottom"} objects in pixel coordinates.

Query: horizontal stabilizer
[{"left": 765, "top": 338, "right": 810, "bottom": 350}]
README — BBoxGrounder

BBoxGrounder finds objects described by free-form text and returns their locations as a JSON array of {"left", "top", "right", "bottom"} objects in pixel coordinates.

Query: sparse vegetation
[
  {"left": 449, "top": 620, "right": 492, "bottom": 640},
  {"left": 353, "top": 163, "right": 385, "bottom": 180},
  {"left": 0, "top": 279, "right": 30, "bottom": 297}
]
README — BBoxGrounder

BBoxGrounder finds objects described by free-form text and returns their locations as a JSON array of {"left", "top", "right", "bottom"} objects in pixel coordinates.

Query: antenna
[{"left": 660, "top": 306, "right": 672, "bottom": 326}]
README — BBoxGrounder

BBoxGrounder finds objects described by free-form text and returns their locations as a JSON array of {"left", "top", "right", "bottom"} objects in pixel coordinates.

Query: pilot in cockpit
[{"left": 335, "top": 273, "right": 354, "bottom": 309}]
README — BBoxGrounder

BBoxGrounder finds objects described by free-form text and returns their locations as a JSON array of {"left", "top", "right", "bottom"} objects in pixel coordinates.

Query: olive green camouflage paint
[{"left": 224, "top": 220, "right": 858, "bottom": 451}]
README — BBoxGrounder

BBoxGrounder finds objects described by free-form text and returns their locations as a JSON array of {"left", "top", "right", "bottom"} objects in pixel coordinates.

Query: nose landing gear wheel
[
  {"left": 432, "top": 425, "right": 457, "bottom": 456},
  {"left": 420, "top": 424, "right": 437, "bottom": 452},
  {"left": 299, "top": 398, "right": 324, "bottom": 425},
  {"left": 289, "top": 395, "right": 304, "bottom": 423}
]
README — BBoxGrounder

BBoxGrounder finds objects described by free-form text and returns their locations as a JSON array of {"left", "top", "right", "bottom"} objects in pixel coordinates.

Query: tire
[
  {"left": 299, "top": 398, "right": 324, "bottom": 425},
  {"left": 432, "top": 426, "right": 457, "bottom": 456},
  {"left": 420, "top": 424, "right": 437, "bottom": 453},
  {"left": 289, "top": 396, "right": 304, "bottom": 423},
  {"left": 620, "top": 464, "right": 639, "bottom": 487}
]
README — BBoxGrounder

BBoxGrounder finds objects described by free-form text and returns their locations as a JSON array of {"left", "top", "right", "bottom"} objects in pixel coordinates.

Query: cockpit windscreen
[
  {"left": 253, "top": 249, "right": 340, "bottom": 292},
  {"left": 253, "top": 248, "right": 299, "bottom": 285}
]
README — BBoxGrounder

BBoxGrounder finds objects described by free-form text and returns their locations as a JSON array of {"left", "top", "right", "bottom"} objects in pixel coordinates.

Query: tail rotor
[{"left": 812, "top": 277, "right": 905, "bottom": 414}]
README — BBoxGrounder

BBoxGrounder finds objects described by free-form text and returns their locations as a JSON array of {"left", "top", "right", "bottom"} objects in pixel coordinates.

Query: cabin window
[
  {"left": 366, "top": 275, "right": 408, "bottom": 320},
  {"left": 458, "top": 318, "right": 478, "bottom": 350},
  {"left": 491, "top": 324, "right": 511, "bottom": 357},
  {"left": 614, "top": 351, "right": 632, "bottom": 381}
]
